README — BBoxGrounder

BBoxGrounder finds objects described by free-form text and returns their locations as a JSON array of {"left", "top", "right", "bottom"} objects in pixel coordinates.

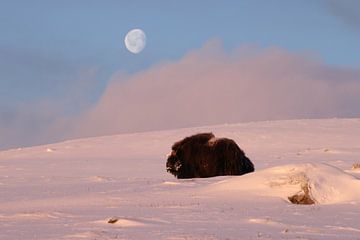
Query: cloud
[
  {"left": 0, "top": 103, "right": 58, "bottom": 150},
  {"left": 1, "top": 40, "right": 359, "bottom": 150},
  {"left": 0, "top": 46, "right": 102, "bottom": 150},
  {"left": 323, "top": 0, "right": 360, "bottom": 29},
  {"left": 0, "top": 68, "right": 100, "bottom": 150},
  {"left": 70, "top": 40, "right": 360, "bottom": 138}
]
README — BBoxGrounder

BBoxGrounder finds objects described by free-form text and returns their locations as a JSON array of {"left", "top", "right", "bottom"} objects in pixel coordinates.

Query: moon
[{"left": 124, "top": 29, "right": 146, "bottom": 54}]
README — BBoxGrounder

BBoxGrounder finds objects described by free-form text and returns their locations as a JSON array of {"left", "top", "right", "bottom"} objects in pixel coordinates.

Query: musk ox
[{"left": 166, "top": 133, "right": 254, "bottom": 178}]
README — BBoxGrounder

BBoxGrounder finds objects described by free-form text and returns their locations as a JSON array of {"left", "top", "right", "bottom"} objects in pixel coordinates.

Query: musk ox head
[{"left": 166, "top": 133, "right": 254, "bottom": 179}]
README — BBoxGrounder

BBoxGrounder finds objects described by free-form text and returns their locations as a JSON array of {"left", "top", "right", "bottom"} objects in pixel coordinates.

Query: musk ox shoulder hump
[{"left": 172, "top": 132, "right": 215, "bottom": 150}]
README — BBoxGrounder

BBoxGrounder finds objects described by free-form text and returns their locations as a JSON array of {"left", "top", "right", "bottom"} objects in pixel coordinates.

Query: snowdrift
[{"left": 202, "top": 163, "right": 360, "bottom": 204}]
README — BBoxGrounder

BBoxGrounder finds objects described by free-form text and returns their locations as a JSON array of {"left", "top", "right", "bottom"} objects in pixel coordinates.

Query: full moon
[{"left": 124, "top": 29, "right": 146, "bottom": 54}]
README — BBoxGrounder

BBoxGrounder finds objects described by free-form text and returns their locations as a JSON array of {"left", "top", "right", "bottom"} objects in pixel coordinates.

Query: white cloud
[{"left": 71, "top": 41, "right": 360, "bottom": 138}]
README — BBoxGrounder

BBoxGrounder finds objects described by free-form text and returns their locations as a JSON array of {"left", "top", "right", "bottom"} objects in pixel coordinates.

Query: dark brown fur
[{"left": 166, "top": 133, "right": 255, "bottom": 179}]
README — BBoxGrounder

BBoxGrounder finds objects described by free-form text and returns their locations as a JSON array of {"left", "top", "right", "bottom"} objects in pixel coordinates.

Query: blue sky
[
  {"left": 1, "top": 1, "right": 359, "bottom": 104},
  {"left": 1, "top": 0, "right": 360, "bottom": 149}
]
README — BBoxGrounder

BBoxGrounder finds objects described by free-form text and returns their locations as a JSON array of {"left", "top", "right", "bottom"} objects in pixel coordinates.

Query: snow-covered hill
[{"left": 1, "top": 118, "right": 360, "bottom": 240}]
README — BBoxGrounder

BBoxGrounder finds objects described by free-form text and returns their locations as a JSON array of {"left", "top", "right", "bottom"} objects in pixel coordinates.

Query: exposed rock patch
[{"left": 288, "top": 182, "right": 315, "bottom": 205}]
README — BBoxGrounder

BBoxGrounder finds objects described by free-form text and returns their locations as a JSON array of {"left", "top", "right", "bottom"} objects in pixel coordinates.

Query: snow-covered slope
[
  {"left": 202, "top": 163, "right": 360, "bottom": 204},
  {"left": 1, "top": 118, "right": 360, "bottom": 240}
]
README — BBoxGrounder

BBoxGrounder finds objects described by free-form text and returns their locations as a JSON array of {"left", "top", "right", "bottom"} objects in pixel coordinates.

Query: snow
[
  {"left": 1, "top": 118, "right": 360, "bottom": 239},
  {"left": 202, "top": 163, "right": 360, "bottom": 204}
]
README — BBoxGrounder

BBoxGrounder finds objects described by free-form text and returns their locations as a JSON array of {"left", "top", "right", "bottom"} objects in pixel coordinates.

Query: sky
[{"left": 1, "top": 0, "right": 360, "bottom": 150}]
